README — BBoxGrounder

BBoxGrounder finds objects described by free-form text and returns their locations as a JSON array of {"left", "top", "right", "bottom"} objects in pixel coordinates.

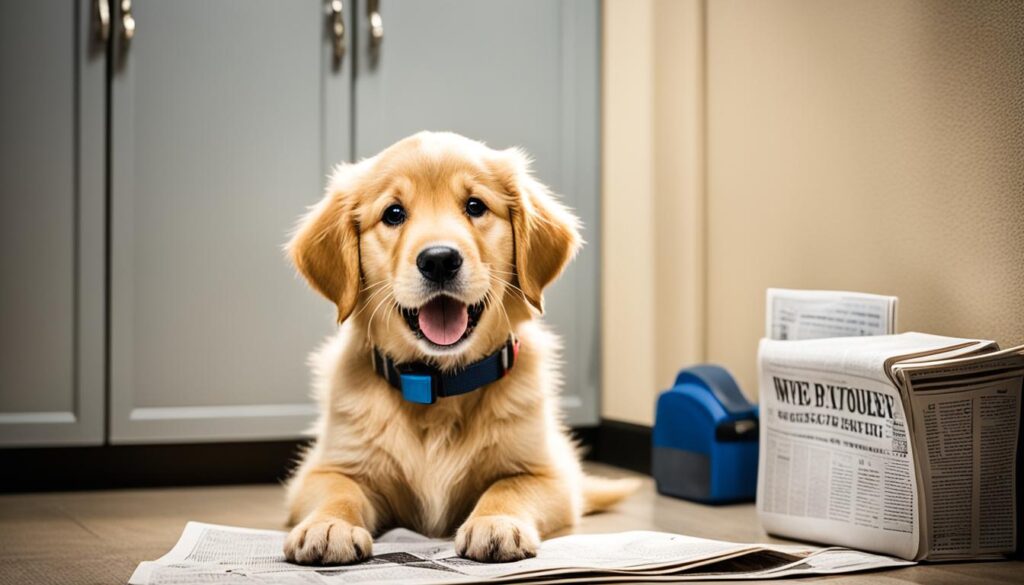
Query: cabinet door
[
  {"left": 109, "top": 0, "right": 352, "bottom": 443},
  {"left": 354, "top": 1, "right": 601, "bottom": 425},
  {"left": 0, "top": 0, "right": 105, "bottom": 446}
]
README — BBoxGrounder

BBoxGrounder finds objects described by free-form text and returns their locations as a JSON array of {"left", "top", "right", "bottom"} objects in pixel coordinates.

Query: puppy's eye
[
  {"left": 382, "top": 204, "right": 407, "bottom": 226},
  {"left": 465, "top": 197, "right": 488, "bottom": 218}
]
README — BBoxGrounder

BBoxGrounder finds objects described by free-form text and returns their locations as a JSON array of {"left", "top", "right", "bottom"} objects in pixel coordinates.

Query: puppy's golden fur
[{"left": 284, "top": 132, "right": 637, "bottom": 565}]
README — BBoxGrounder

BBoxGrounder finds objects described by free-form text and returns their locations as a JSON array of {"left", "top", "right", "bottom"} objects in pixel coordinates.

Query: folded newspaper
[
  {"left": 130, "top": 522, "right": 914, "bottom": 584},
  {"left": 765, "top": 288, "right": 898, "bottom": 341},
  {"left": 758, "top": 332, "right": 1023, "bottom": 560}
]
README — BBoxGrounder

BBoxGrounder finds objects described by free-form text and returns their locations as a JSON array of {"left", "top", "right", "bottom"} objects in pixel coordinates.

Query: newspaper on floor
[
  {"left": 129, "top": 522, "right": 914, "bottom": 584},
  {"left": 765, "top": 288, "right": 898, "bottom": 341}
]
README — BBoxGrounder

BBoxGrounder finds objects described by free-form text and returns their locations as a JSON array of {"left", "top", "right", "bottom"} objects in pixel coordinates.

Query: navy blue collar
[{"left": 373, "top": 337, "right": 519, "bottom": 405}]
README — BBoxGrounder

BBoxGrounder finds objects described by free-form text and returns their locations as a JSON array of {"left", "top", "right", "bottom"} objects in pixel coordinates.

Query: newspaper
[
  {"left": 894, "top": 347, "right": 1024, "bottom": 560},
  {"left": 765, "top": 288, "right": 897, "bottom": 341},
  {"left": 757, "top": 332, "right": 1023, "bottom": 561},
  {"left": 129, "top": 522, "right": 914, "bottom": 584}
]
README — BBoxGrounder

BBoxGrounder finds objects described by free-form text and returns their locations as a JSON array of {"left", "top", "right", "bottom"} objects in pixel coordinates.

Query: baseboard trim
[
  {"left": 0, "top": 420, "right": 652, "bottom": 493},
  {"left": 576, "top": 419, "right": 652, "bottom": 475},
  {"left": 0, "top": 440, "right": 310, "bottom": 492}
]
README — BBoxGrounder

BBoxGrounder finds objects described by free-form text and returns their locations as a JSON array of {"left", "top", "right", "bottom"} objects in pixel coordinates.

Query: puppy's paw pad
[
  {"left": 284, "top": 519, "right": 373, "bottom": 565},
  {"left": 455, "top": 515, "right": 539, "bottom": 563}
]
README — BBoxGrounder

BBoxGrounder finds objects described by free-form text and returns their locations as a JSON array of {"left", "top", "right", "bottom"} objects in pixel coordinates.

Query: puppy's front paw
[
  {"left": 455, "top": 515, "right": 540, "bottom": 562},
  {"left": 284, "top": 518, "right": 373, "bottom": 565}
]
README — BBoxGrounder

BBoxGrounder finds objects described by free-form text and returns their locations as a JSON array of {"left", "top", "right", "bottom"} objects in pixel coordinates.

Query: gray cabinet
[
  {"left": 0, "top": 0, "right": 106, "bottom": 446},
  {"left": 354, "top": 0, "right": 601, "bottom": 426},
  {"left": 108, "top": 0, "right": 351, "bottom": 443},
  {"left": 1, "top": 0, "right": 599, "bottom": 448}
]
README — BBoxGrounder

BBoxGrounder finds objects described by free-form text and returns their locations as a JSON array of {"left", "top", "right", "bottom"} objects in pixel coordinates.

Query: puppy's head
[{"left": 288, "top": 132, "right": 581, "bottom": 367}]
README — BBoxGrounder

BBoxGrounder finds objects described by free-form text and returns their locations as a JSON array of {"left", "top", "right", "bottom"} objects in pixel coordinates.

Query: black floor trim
[
  {"left": 1, "top": 421, "right": 653, "bottom": 493},
  {"left": 576, "top": 419, "right": 652, "bottom": 475},
  {"left": 0, "top": 440, "right": 311, "bottom": 493}
]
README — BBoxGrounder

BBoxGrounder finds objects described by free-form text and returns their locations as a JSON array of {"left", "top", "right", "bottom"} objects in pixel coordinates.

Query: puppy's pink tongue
[{"left": 418, "top": 296, "right": 469, "bottom": 346}]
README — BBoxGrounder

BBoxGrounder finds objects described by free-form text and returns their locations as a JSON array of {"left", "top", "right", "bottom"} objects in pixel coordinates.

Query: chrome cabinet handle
[
  {"left": 368, "top": 0, "right": 383, "bottom": 49},
  {"left": 120, "top": 0, "right": 135, "bottom": 45},
  {"left": 95, "top": 0, "right": 110, "bottom": 42},
  {"left": 328, "top": 0, "right": 345, "bottom": 67}
]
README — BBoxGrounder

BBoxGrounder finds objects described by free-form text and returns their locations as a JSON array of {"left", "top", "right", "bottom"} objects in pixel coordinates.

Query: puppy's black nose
[{"left": 416, "top": 246, "right": 463, "bottom": 284}]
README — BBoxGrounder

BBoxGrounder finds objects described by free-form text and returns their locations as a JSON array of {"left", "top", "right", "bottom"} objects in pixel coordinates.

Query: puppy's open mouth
[{"left": 401, "top": 296, "right": 485, "bottom": 347}]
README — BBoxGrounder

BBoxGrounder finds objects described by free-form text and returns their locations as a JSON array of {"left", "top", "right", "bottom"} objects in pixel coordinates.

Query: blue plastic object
[
  {"left": 401, "top": 373, "right": 436, "bottom": 405},
  {"left": 652, "top": 364, "right": 759, "bottom": 504}
]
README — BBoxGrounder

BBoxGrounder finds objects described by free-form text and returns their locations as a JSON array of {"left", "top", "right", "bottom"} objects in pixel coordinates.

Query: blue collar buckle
[
  {"left": 399, "top": 372, "right": 438, "bottom": 405},
  {"left": 373, "top": 337, "right": 519, "bottom": 405}
]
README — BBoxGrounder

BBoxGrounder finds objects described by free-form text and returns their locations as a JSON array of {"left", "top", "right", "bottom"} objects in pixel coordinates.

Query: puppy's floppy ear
[
  {"left": 493, "top": 148, "right": 582, "bottom": 314},
  {"left": 287, "top": 164, "right": 362, "bottom": 323}
]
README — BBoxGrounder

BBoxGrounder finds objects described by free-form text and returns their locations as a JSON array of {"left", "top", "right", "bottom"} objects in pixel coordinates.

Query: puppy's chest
[{"left": 369, "top": 418, "right": 519, "bottom": 535}]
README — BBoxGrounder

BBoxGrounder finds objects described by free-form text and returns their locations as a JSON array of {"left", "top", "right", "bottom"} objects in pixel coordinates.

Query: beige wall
[
  {"left": 602, "top": 0, "right": 707, "bottom": 425},
  {"left": 602, "top": 0, "right": 1024, "bottom": 426}
]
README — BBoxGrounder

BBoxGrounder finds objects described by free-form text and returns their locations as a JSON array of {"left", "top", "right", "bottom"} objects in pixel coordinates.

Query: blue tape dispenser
[{"left": 652, "top": 364, "right": 759, "bottom": 504}]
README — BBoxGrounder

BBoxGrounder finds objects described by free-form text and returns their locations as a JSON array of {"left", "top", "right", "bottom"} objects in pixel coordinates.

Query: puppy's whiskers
[
  {"left": 489, "top": 273, "right": 529, "bottom": 306},
  {"left": 352, "top": 282, "right": 394, "bottom": 321},
  {"left": 386, "top": 300, "right": 400, "bottom": 334},
  {"left": 484, "top": 288, "right": 514, "bottom": 337},
  {"left": 359, "top": 279, "right": 390, "bottom": 294},
  {"left": 366, "top": 288, "right": 396, "bottom": 344}
]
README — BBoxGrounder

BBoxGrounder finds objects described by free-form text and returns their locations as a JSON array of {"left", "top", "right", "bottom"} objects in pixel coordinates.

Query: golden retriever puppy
[{"left": 284, "top": 131, "right": 637, "bottom": 565}]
